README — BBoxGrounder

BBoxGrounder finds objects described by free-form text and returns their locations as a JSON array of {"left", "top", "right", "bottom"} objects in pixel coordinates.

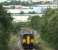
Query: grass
[{"left": 34, "top": 34, "right": 54, "bottom": 50}]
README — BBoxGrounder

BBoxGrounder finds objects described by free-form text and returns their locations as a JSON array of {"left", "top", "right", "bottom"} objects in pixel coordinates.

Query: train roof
[
  {"left": 20, "top": 30, "right": 33, "bottom": 35},
  {"left": 19, "top": 28, "right": 38, "bottom": 36}
]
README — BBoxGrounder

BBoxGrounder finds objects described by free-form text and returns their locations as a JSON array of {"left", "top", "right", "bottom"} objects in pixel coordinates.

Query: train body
[{"left": 20, "top": 28, "right": 34, "bottom": 50}]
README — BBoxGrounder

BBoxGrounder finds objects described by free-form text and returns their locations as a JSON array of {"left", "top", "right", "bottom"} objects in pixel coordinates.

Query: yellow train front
[{"left": 22, "top": 34, "right": 34, "bottom": 50}]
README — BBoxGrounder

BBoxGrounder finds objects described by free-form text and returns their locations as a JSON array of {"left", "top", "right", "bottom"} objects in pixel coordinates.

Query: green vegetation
[
  {"left": 2, "top": 1, "right": 32, "bottom": 6},
  {"left": 2, "top": 0, "right": 52, "bottom": 6},
  {"left": 9, "top": 34, "right": 18, "bottom": 50},
  {"left": 28, "top": 16, "right": 40, "bottom": 31},
  {"left": 28, "top": 11, "right": 37, "bottom": 14},
  {"left": 0, "top": 4, "right": 13, "bottom": 50},
  {"left": 19, "top": 11, "right": 37, "bottom": 14},
  {"left": 27, "top": 8, "right": 58, "bottom": 50},
  {"left": 0, "top": 1, "right": 58, "bottom": 50},
  {"left": 20, "top": 11, "right": 24, "bottom": 14},
  {"left": 41, "top": 8, "right": 58, "bottom": 50}
]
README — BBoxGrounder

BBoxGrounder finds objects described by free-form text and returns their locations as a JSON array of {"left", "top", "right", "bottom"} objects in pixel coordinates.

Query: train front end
[
  {"left": 22, "top": 34, "right": 34, "bottom": 50},
  {"left": 20, "top": 29, "right": 34, "bottom": 50}
]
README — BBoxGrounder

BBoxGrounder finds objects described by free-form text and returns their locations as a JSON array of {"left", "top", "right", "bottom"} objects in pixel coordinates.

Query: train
[{"left": 20, "top": 28, "right": 34, "bottom": 50}]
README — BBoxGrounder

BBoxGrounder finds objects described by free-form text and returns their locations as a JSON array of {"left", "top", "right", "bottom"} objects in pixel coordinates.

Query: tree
[
  {"left": 20, "top": 11, "right": 24, "bottom": 14},
  {"left": 28, "top": 11, "right": 36, "bottom": 14},
  {"left": 0, "top": 4, "right": 13, "bottom": 50},
  {"left": 12, "top": 22, "right": 28, "bottom": 35},
  {"left": 40, "top": 8, "right": 58, "bottom": 50},
  {"left": 2, "top": 0, "right": 31, "bottom": 6},
  {"left": 28, "top": 16, "right": 40, "bottom": 31}
]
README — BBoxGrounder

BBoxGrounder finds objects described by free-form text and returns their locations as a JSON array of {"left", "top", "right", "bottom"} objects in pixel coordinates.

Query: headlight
[
  {"left": 23, "top": 39, "right": 26, "bottom": 43},
  {"left": 31, "top": 39, "right": 34, "bottom": 43},
  {"left": 27, "top": 36, "right": 30, "bottom": 44}
]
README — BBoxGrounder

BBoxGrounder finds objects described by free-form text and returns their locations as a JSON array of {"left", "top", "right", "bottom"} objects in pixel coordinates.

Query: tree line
[
  {"left": 2, "top": 0, "right": 32, "bottom": 6},
  {"left": 27, "top": 8, "right": 58, "bottom": 50}
]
